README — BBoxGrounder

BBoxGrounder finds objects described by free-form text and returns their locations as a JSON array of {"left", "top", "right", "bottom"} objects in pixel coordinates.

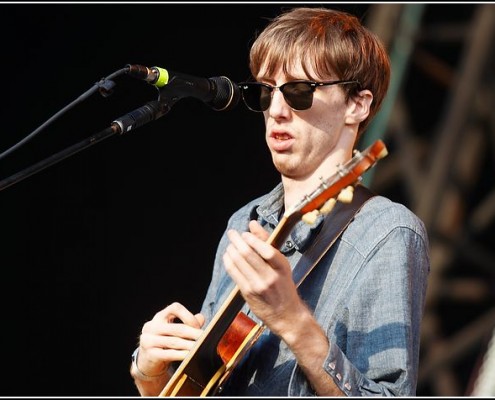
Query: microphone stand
[
  {"left": 0, "top": 99, "right": 171, "bottom": 192},
  {"left": 0, "top": 125, "right": 116, "bottom": 192},
  {"left": 0, "top": 66, "right": 239, "bottom": 192}
]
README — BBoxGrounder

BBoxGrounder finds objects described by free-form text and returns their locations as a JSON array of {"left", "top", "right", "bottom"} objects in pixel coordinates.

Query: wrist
[{"left": 131, "top": 347, "right": 167, "bottom": 382}]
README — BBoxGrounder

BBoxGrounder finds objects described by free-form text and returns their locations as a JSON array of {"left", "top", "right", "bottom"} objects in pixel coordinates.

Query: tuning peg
[
  {"left": 302, "top": 209, "right": 320, "bottom": 225},
  {"left": 320, "top": 197, "right": 336, "bottom": 215},
  {"left": 377, "top": 147, "right": 389, "bottom": 159},
  {"left": 337, "top": 185, "right": 354, "bottom": 203}
]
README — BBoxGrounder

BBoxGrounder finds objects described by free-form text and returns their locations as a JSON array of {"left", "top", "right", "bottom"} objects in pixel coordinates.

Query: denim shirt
[{"left": 200, "top": 183, "right": 430, "bottom": 397}]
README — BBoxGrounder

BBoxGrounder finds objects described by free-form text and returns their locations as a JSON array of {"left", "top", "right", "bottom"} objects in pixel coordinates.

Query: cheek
[
  {"left": 308, "top": 113, "right": 344, "bottom": 151},
  {"left": 315, "top": 127, "right": 339, "bottom": 152},
  {"left": 315, "top": 89, "right": 347, "bottom": 111},
  {"left": 315, "top": 99, "right": 347, "bottom": 130},
  {"left": 311, "top": 111, "right": 343, "bottom": 137}
]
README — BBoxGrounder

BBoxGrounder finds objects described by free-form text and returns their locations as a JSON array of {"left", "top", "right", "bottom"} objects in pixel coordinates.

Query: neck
[{"left": 281, "top": 148, "right": 353, "bottom": 213}]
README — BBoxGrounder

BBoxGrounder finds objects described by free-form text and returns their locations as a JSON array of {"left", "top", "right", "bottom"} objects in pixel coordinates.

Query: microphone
[
  {"left": 126, "top": 64, "right": 240, "bottom": 111},
  {"left": 111, "top": 100, "right": 170, "bottom": 135}
]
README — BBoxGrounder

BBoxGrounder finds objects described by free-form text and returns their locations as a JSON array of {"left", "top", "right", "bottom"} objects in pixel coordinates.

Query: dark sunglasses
[{"left": 238, "top": 80, "right": 360, "bottom": 112}]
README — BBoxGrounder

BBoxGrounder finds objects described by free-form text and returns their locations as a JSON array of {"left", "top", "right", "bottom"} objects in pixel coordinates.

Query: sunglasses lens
[
  {"left": 259, "top": 86, "right": 272, "bottom": 111},
  {"left": 241, "top": 84, "right": 270, "bottom": 112},
  {"left": 282, "top": 82, "right": 313, "bottom": 110},
  {"left": 240, "top": 82, "right": 314, "bottom": 112}
]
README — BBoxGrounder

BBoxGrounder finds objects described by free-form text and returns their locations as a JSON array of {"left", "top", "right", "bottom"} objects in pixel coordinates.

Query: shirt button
[
  {"left": 285, "top": 241, "right": 294, "bottom": 249},
  {"left": 344, "top": 382, "right": 352, "bottom": 390},
  {"left": 336, "top": 373, "right": 342, "bottom": 381},
  {"left": 328, "top": 362, "right": 336, "bottom": 370}
]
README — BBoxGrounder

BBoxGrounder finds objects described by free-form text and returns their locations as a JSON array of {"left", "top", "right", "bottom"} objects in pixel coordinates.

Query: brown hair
[{"left": 249, "top": 7, "right": 391, "bottom": 137}]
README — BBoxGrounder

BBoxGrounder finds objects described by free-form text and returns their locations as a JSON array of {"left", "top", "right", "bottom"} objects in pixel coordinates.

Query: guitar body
[
  {"left": 161, "top": 303, "right": 265, "bottom": 396},
  {"left": 159, "top": 140, "right": 388, "bottom": 397}
]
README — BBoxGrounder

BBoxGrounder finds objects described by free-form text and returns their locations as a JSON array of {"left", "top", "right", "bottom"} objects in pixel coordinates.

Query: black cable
[{"left": 0, "top": 67, "right": 128, "bottom": 161}]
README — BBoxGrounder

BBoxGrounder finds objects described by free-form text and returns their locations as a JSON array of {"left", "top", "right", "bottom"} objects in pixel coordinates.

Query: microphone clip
[{"left": 96, "top": 77, "right": 117, "bottom": 98}]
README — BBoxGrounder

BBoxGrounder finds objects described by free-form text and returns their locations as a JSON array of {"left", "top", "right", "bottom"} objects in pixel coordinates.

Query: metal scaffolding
[{"left": 363, "top": 3, "right": 495, "bottom": 396}]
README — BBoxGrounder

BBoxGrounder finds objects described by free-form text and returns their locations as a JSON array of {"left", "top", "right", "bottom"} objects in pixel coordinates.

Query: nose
[{"left": 268, "top": 87, "right": 290, "bottom": 117}]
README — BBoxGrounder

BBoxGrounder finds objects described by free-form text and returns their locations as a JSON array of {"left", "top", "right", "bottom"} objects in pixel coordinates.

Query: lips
[
  {"left": 269, "top": 131, "right": 295, "bottom": 151},
  {"left": 272, "top": 132, "right": 292, "bottom": 140}
]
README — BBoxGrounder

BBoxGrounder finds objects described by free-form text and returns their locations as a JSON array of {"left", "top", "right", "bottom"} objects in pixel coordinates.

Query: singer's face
[{"left": 257, "top": 62, "right": 358, "bottom": 181}]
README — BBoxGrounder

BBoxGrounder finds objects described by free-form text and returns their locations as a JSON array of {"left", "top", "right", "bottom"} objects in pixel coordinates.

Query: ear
[{"left": 344, "top": 89, "right": 373, "bottom": 125}]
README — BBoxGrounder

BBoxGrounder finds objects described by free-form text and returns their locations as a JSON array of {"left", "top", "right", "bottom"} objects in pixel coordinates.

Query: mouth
[
  {"left": 271, "top": 131, "right": 293, "bottom": 140},
  {"left": 269, "top": 130, "right": 295, "bottom": 152}
]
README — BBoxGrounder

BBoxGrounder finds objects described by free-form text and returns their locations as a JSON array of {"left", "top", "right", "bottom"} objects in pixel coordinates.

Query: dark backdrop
[{"left": 0, "top": 2, "right": 429, "bottom": 396}]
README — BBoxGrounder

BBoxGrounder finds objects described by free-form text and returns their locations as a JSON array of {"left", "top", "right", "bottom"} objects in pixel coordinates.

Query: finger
[
  {"left": 225, "top": 230, "right": 265, "bottom": 278},
  {"left": 139, "top": 321, "right": 204, "bottom": 361},
  {"left": 241, "top": 230, "right": 279, "bottom": 265},
  {"left": 236, "top": 231, "right": 293, "bottom": 288},
  {"left": 153, "top": 320, "right": 204, "bottom": 340},
  {"left": 153, "top": 333, "right": 202, "bottom": 351},
  {"left": 224, "top": 232, "right": 279, "bottom": 296},
  {"left": 248, "top": 219, "right": 270, "bottom": 241},
  {"left": 155, "top": 302, "right": 204, "bottom": 328},
  {"left": 229, "top": 229, "right": 271, "bottom": 266},
  {"left": 194, "top": 313, "right": 206, "bottom": 328}
]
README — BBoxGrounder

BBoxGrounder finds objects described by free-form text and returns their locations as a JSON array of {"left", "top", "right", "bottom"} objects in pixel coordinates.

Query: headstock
[{"left": 268, "top": 139, "right": 388, "bottom": 249}]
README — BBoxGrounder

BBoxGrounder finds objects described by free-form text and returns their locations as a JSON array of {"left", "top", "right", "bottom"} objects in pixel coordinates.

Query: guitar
[{"left": 159, "top": 139, "right": 388, "bottom": 397}]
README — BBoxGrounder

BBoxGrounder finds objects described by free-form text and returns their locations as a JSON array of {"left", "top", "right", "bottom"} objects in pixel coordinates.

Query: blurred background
[{"left": 0, "top": 2, "right": 494, "bottom": 397}]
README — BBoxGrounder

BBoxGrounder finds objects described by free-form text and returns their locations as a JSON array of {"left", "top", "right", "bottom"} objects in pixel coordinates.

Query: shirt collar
[{"left": 254, "top": 182, "right": 325, "bottom": 253}]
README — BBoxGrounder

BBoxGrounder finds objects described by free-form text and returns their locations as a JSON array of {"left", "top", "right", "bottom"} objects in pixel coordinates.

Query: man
[{"left": 130, "top": 6, "right": 430, "bottom": 396}]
